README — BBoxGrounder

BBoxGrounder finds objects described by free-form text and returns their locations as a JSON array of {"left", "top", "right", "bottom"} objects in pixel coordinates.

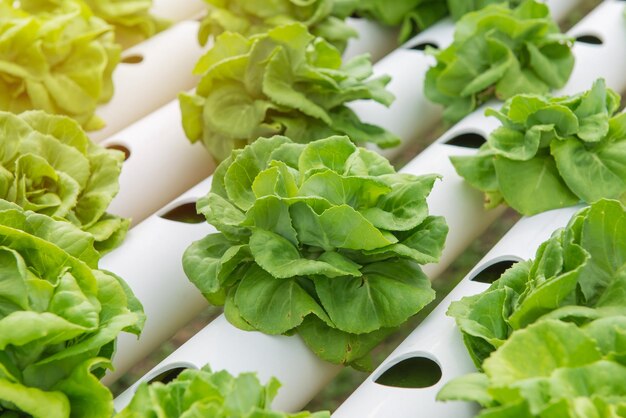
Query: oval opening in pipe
[
  {"left": 445, "top": 132, "right": 486, "bottom": 149},
  {"left": 471, "top": 260, "right": 517, "bottom": 285},
  {"left": 410, "top": 41, "right": 438, "bottom": 51},
  {"left": 121, "top": 54, "right": 144, "bottom": 64},
  {"left": 159, "top": 201, "right": 205, "bottom": 224},
  {"left": 375, "top": 356, "right": 442, "bottom": 388},
  {"left": 148, "top": 367, "right": 187, "bottom": 384},
  {"left": 575, "top": 34, "right": 603, "bottom": 45},
  {"left": 106, "top": 143, "right": 131, "bottom": 161}
]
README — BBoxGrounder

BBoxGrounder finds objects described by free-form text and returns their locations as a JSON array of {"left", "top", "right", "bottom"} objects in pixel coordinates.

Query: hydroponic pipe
[
  {"left": 91, "top": 21, "right": 206, "bottom": 143},
  {"left": 105, "top": 0, "right": 595, "bottom": 409},
  {"left": 151, "top": 0, "right": 206, "bottom": 23}
]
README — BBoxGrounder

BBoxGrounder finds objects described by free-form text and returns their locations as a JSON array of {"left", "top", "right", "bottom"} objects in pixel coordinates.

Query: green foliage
[
  {"left": 452, "top": 79, "right": 626, "bottom": 215},
  {"left": 425, "top": 0, "right": 574, "bottom": 124},
  {"left": 0, "top": 0, "right": 121, "bottom": 130},
  {"left": 446, "top": 199, "right": 626, "bottom": 366},
  {"left": 179, "top": 23, "right": 399, "bottom": 161},
  {"left": 115, "top": 365, "right": 329, "bottom": 418},
  {"left": 439, "top": 199, "right": 626, "bottom": 416},
  {"left": 82, "top": 0, "right": 169, "bottom": 47},
  {"left": 198, "top": 0, "right": 357, "bottom": 51},
  {"left": 0, "top": 200, "right": 144, "bottom": 418},
  {"left": 183, "top": 136, "right": 447, "bottom": 366},
  {"left": 0, "top": 111, "right": 129, "bottom": 254}
]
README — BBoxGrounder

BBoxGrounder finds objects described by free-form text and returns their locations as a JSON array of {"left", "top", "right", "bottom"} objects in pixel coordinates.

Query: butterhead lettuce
[
  {"left": 0, "top": 0, "right": 120, "bottom": 130},
  {"left": 115, "top": 365, "right": 329, "bottom": 418},
  {"left": 0, "top": 200, "right": 144, "bottom": 418},
  {"left": 179, "top": 23, "right": 399, "bottom": 162},
  {"left": 452, "top": 79, "right": 626, "bottom": 215},
  {"left": 425, "top": 0, "right": 574, "bottom": 124},
  {"left": 183, "top": 136, "right": 447, "bottom": 367},
  {"left": 0, "top": 111, "right": 129, "bottom": 254},
  {"left": 198, "top": 0, "right": 358, "bottom": 51}
]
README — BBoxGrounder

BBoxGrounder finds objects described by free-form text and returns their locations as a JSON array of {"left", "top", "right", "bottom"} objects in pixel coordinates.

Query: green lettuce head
[
  {"left": 183, "top": 136, "right": 447, "bottom": 367},
  {"left": 0, "top": 0, "right": 120, "bottom": 130},
  {"left": 198, "top": 0, "right": 358, "bottom": 51},
  {"left": 446, "top": 199, "right": 626, "bottom": 367},
  {"left": 425, "top": 0, "right": 574, "bottom": 124},
  {"left": 179, "top": 23, "right": 399, "bottom": 162},
  {"left": 81, "top": 0, "right": 169, "bottom": 48},
  {"left": 115, "top": 365, "right": 329, "bottom": 418},
  {"left": 452, "top": 79, "right": 626, "bottom": 215},
  {"left": 0, "top": 200, "right": 144, "bottom": 418},
  {"left": 0, "top": 111, "right": 129, "bottom": 254},
  {"left": 438, "top": 318, "right": 626, "bottom": 417}
]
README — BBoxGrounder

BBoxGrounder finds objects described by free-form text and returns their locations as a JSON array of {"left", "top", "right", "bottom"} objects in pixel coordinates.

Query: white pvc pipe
[
  {"left": 91, "top": 21, "right": 205, "bottom": 143},
  {"left": 151, "top": 0, "right": 206, "bottom": 22},
  {"left": 108, "top": 0, "right": 596, "bottom": 408},
  {"left": 334, "top": 1, "right": 626, "bottom": 415},
  {"left": 103, "top": 99, "right": 216, "bottom": 226},
  {"left": 332, "top": 206, "right": 580, "bottom": 418},
  {"left": 343, "top": 18, "right": 400, "bottom": 62}
]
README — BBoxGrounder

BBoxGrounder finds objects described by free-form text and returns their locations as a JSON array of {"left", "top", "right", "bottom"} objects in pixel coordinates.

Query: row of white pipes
[{"left": 104, "top": 0, "right": 622, "bottom": 414}]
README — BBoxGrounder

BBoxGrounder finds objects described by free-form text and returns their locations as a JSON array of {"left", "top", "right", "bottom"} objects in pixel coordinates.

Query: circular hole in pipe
[
  {"left": 471, "top": 260, "right": 517, "bottom": 285},
  {"left": 106, "top": 144, "right": 131, "bottom": 161},
  {"left": 375, "top": 356, "right": 442, "bottom": 388},
  {"left": 121, "top": 54, "right": 144, "bottom": 64},
  {"left": 410, "top": 41, "right": 438, "bottom": 51},
  {"left": 575, "top": 34, "right": 603, "bottom": 45},
  {"left": 159, "top": 201, "right": 205, "bottom": 224},
  {"left": 444, "top": 132, "right": 486, "bottom": 149},
  {"left": 148, "top": 367, "right": 187, "bottom": 384}
]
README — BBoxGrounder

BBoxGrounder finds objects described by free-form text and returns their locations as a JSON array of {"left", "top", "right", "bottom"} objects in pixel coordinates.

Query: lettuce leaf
[
  {"left": 179, "top": 23, "right": 399, "bottom": 161},
  {"left": 0, "top": 200, "right": 144, "bottom": 418},
  {"left": 439, "top": 200, "right": 626, "bottom": 416},
  {"left": 115, "top": 365, "right": 329, "bottom": 418},
  {"left": 81, "top": 0, "right": 169, "bottom": 47},
  {"left": 0, "top": 111, "right": 129, "bottom": 254},
  {"left": 198, "top": 0, "right": 358, "bottom": 51},
  {"left": 452, "top": 79, "right": 626, "bottom": 215},
  {"left": 447, "top": 199, "right": 626, "bottom": 367},
  {"left": 0, "top": 0, "right": 120, "bottom": 130},
  {"left": 425, "top": 0, "right": 574, "bottom": 123},
  {"left": 183, "top": 136, "right": 447, "bottom": 366}
]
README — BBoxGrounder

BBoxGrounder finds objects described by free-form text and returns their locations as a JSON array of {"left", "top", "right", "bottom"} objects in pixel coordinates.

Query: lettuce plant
[
  {"left": 0, "top": 200, "right": 144, "bottom": 418},
  {"left": 0, "top": 111, "right": 129, "bottom": 254},
  {"left": 438, "top": 318, "right": 626, "bottom": 417},
  {"left": 446, "top": 199, "right": 626, "bottom": 367},
  {"left": 115, "top": 365, "right": 329, "bottom": 417},
  {"left": 179, "top": 23, "right": 399, "bottom": 162},
  {"left": 198, "top": 0, "right": 358, "bottom": 51},
  {"left": 425, "top": 0, "right": 574, "bottom": 124},
  {"left": 0, "top": 0, "right": 120, "bottom": 130},
  {"left": 452, "top": 79, "right": 626, "bottom": 215},
  {"left": 438, "top": 199, "right": 626, "bottom": 416},
  {"left": 446, "top": 0, "right": 522, "bottom": 21},
  {"left": 183, "top": 135, "right": 447, "bottom": 367},
  {"left": 82, "top": 0, "right": 168, "bottom": 47}
]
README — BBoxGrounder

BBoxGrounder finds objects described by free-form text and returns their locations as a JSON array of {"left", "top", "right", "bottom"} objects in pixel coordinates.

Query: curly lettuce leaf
[
  {"left": 446, "top": 199, "right": 626, "bottom": 368},
  {"left": 0, "top": 0, "right": 120, "bottom": 130},
  {"left": 438, "top": 318, "right": 626, "bottom": 417},
  {"left": 198, "top": 0, "right": 358, "bottom": 51},
  {"left": 0, "top": 111, "right": 129, "bottom": 254},
  {"left": 183, "top": 136, "right": 446, "bottom": 366},
  {"left": 115, "top": 365, "right": 329, "bottom": 418},
  {"left": 452, "top": 79, "right": 626, "bottom": 215},
  {"left": 425, "top": 0, "right": 574, "bottom": 123},
  {"left": 0, "top": 202, "right": 144, "bottom": 418},
  {"left": 179, "top": 23, "right": 399, "bottom": 161}
]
